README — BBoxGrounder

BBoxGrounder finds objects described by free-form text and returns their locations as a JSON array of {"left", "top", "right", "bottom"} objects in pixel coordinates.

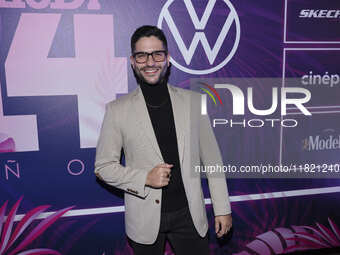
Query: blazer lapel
[
  {"left": 168, "top": 85, "right": 186, "bottom": 167},
  {"left": 132, "top": 87, "right": 164, "bottom": 162}
]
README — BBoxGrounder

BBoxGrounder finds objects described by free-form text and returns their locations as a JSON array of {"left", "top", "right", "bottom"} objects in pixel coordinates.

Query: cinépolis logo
[
  {"left": 301, "top": 71, "right": 340, "bottom": 88},
  {"left": 196, "top": 79, "right": 312, "bottom": 128}
]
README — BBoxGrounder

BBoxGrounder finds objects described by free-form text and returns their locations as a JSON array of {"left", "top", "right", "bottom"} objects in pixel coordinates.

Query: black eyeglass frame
[{"left": 132, "top": 50, "right": 168, "bottom": 64}]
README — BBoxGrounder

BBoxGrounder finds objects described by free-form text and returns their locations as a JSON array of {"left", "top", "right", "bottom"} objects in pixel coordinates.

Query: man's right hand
[{"left": 146, "top": 163, "right": 173, "bottom": 188}]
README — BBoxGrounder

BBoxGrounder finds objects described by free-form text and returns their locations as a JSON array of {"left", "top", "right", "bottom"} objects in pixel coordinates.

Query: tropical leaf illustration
[
  {"left": 0, "top": 197, "right": 74, "bottom": 255},
  {"left": 285, "top": 218, "right": 340, "bottom": 252},
  {"left": 233, "top": 218, "right": 340, "bottom": 255},
  {"left": 0, "top": 133, "right": 15, "bottom": 153}
]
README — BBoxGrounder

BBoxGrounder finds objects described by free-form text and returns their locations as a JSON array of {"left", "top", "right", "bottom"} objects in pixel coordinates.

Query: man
[{"left": 95, "top": 25, "right": 232, "bottom": 254}]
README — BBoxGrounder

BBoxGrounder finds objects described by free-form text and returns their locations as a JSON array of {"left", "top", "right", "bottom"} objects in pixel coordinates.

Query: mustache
[{"left": 141, "top": 66, "right": 160, "bottom": 71}]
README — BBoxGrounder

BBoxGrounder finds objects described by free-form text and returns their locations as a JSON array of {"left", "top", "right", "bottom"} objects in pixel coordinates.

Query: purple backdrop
[{"left": 0, "top": 0, "right": 340, "bottom": 254}]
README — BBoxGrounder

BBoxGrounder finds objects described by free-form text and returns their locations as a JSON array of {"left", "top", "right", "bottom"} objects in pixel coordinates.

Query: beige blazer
[{"left": 95, "top": 84, "right": 231, "bottom": 244}]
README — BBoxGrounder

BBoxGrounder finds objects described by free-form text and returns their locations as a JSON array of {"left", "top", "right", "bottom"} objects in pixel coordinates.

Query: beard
[{"left": 132, "top": 63, "right": 171, "bottom": 86}]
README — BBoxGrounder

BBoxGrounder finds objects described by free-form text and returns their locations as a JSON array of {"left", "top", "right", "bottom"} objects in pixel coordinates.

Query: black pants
[{"left": 128, "top": 206, "right": 209, "bottom": 255}]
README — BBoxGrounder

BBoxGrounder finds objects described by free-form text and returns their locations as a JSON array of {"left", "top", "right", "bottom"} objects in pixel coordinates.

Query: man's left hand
[{"left": 215, "top": 214, "right": 232, "bottom": 238}]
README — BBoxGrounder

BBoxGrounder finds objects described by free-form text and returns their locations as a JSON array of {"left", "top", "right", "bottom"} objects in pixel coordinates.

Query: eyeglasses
[{"left": 133, "top": 50, "right": 167, "bottom": 64}]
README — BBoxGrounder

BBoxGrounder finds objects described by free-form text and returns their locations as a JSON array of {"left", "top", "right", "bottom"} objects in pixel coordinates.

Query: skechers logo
[{"left": 299, "top": 9, "right": 340, "bottom": 19}]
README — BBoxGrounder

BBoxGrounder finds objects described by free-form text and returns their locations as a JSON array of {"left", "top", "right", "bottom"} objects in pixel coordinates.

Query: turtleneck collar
[{"left": 140, "top": 79, "right": 170, "bottom": 107}]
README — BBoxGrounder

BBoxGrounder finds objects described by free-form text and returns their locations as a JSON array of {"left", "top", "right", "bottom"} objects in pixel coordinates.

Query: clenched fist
[{"left": 146, "top": 163, "right": 173, "bottom": 188}]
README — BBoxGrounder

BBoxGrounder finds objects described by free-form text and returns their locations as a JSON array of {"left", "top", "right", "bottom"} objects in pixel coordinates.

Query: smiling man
[{"left": 95, "top": 25, "right": 232, "bottom": 255}]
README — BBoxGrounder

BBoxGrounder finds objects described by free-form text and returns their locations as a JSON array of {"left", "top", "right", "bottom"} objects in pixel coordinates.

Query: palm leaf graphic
[
  {"left": 0, "top": 197, "right": 22, "bottom": 254},
  {"left": 16, "top": 248, "right": 61, "bottom": 255},
  {"left": 233, "top": 218, "right": 340, "bottom": 254},
  {"left": 0, "top": 197, "right": 74, "bottom": 255},
  {"left": 329, "top": 218, "right": 340, "bottom": 241},
  {"left": 0, "top": 201, "right": 9, "bottom": 246},
  {"left": 6, "top": 205, "right": 51, "bottom": 250},
  {"left": 285, "top": 218, "right": 340, "bottom": 252}
]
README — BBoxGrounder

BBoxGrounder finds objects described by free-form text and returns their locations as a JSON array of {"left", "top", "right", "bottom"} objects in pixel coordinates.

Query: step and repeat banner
[{"left": 1, "top": 0, "right": 340, "bottom": 254}]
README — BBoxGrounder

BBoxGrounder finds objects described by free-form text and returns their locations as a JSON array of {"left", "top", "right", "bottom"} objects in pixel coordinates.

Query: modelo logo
[
  {"left": 302, "top": 129, "right": 340, "bottom": 151},
  {"left": 299, "top": 9, "right": 340, "bottom": 19},
  {"left": 157, "top": 0, "right": 240, "bottom": 75}
]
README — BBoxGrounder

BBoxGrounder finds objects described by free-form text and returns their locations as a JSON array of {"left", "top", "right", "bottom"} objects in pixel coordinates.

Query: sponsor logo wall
[
  {"left": 285, "top": 0, "right": 340, "bottom": 43},
  {"left": 0, "top": 0, "right": 340, "bottom": 254}
]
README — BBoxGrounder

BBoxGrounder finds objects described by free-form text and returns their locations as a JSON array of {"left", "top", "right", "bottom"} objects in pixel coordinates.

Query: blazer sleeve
[
  {"left": 199, "top": 113, "right": 232, "bottom": 216},
  {"left": 94, "top": 102, "right": 150, "bottom": 198}
]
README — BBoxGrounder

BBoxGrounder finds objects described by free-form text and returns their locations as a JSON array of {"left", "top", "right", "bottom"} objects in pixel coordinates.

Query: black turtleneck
[{"left": 140, "top": 80, "right": 188, "bottom": 212}]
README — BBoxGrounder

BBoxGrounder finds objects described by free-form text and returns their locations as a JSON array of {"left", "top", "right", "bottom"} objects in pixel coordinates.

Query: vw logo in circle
[{"left": 157, "top": 0, "right": 241, "bottom": 75}]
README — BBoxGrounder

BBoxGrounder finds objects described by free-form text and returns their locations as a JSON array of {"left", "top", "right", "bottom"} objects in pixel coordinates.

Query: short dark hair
[{"left": 131, "top": 25, "right": 168, "bottom": 53}]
